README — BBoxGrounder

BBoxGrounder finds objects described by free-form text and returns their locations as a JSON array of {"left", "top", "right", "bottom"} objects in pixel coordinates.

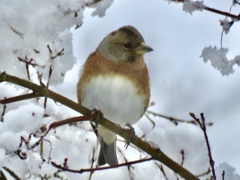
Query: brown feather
[{"left": 77, "top": 52, "right": 150, "bottom": 110}]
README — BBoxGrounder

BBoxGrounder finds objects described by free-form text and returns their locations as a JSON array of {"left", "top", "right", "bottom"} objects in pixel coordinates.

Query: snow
[
  {"left": 182, "top": 0, "right": 205, "bottom": 14},
  {"left": 220, "top": 19, "right": 234, "bottom": 34},
  {"left": 1, "top": 0, "right": 240, "bottom": 179},
  {"left": 0, "top": 0, "right": 112, "bottom": 84},
  {"left": 216, "top": 163, "right": 240, "bottom": 180},
  {"left": 200, "top": 46, "right": 235, "bottom": 76}
]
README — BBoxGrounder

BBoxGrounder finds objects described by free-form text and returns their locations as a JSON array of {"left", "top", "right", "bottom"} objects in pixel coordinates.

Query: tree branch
[
  {"left": 172, "top": 0, "right": 240, "bottom": 20},
  {"left": 0, "top": 72, "right": 199, "bottom": 180},
  {"left": 190, "top": 112, "right": 216, "bottom": 180},
  {"left": 146, "top": 110, "right": 213, "bottom": 126},
  {"left": 51, "top": 158, "right": 154, "bottom": 174},
  {"left": 0, "top": 93, "right": 41, "bottom": 104}
]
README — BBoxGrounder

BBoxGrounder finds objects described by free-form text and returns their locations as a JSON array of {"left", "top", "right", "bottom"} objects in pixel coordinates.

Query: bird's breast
[{"left": 81, "top": 75, "right": 147, "bottom": 125}]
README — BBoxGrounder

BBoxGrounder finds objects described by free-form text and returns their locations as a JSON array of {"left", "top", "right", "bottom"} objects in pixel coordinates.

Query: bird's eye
[{"left": 123, "top": 42, "right": 132, "bottom": 49}]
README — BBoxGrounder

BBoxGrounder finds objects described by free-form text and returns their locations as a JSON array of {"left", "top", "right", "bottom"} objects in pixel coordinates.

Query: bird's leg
[
  {"left": 124, "top": 123, "right": 135, "bottom": 149},
  {"left": 90, "top": 109, "right": 103, "bottom": 135}
]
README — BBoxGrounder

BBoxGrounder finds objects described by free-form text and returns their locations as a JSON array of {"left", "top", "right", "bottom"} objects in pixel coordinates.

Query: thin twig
[
  {"left": 147, "top": 110, "right": 194, "bottom": 124},
  {"left": 147, "top": 110, "right": 213, "bottom": 126},
  {"left": 155, "top": 162, "right": 169, "bottom": 180},
  {"left": 51, "top": 158, "right": 154, "bottom": 174},
  {"left": 31, "top": 115, "right": 92, "bottom": 149},
  {"left": 16, "top": 115, "right": 92, "bottom": 161},
  {"left": 144, "top": 112, "right": 156, "bottom": 127},
  {"left": 1, "top": 104, "right": 7, "bottom": 122},
  {"left": 43, "top": 65, "right": 52, "bottom": 109},
  {"left": 10, "top": 26, "right": 24, "bottom": 39},
  {"left": 196, "top": 168, "right": 211, "bottom": 178},
  {"left": 222, "top": 170, "right": 225, "bottom": 180},
  {"left": 18, "top": 56, "right": 45, "bottom": 80},
  {"left": 172, "top": 0, "right": 240, "bottom": 20},
  {"left": 220, "top": 1, "right": 235, "bottom": 48},
  {"left": 2, "top": 167, "right": 21, "bottom": 180},
  {"left": 0, "top": 93, "right": 42, "bottom": 104},
  {"left": 47, "top": 45, "right": 64, "bottom": 60},
  {"left": 180, "top": 149, "right": 185, "bottom": 166},
  {"left": 43, "top": 45, "right": 64, "bottom": 109},
  {"left": 189, "top": 112, "right": 216, "bottom": 180},
  {"left": 204, "top": 6, "right": 240, "bottom": 20},
  {"left": 88, "top": 148, "right": 96, "bottom": 180}
]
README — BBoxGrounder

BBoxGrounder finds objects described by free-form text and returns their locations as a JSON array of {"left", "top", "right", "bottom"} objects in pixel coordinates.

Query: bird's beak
[{"left": 135, "top": 42, "right": 153, "bottom": 55}]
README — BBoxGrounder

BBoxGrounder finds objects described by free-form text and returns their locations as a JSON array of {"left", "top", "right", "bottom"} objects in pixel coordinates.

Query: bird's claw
[
  {"left": 91, "top": 109, "right": 103, "bottom": 132},
  {"left": 124, "top": 123, "right": 135, "bottom": 149}
]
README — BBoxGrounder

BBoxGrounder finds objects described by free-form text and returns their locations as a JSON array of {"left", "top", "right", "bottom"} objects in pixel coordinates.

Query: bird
[{"left": 77, "top": 25, "right": 153, "bottom": 166}]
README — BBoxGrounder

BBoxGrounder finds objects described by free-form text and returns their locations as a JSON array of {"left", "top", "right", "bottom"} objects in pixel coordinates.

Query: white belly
[{"left": 81, "top": 75, "right": 145, "bottom": 125}]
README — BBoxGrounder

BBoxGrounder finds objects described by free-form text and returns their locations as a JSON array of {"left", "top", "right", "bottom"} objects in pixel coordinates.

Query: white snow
[
  {"left": 220, "top": 19, "right": 233, "bottom": 34},
  {"left": 200, "top": 46, "right": 235, "bottom": 76},
  {"left": 182, "top": 0, "right": 205, "bottom": 14}
]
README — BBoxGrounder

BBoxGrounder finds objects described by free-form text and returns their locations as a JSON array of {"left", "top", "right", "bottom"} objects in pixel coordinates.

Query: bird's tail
[{"left": 98, "top": 133, "right": 118, "bottom": 166}]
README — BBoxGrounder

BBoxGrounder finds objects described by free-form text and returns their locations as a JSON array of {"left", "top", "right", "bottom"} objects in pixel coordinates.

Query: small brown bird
[{"left": 77, "top": 25, "right": 153, "bottom": 166}]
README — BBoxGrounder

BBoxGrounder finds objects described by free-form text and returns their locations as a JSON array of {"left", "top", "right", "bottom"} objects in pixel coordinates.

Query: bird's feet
[
  {"left": 90, "top": 109, "right": 103, "bottom": 135},
  {"left": 124, "top": 123, "right": 135, "bottom": 149}
]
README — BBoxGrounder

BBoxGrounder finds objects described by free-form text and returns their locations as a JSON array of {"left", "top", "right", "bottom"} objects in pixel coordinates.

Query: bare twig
[
  {"left": 204, "top": 6, "right": 240, "bottom": 20},
  {"left": 117, "top": 147, "right": 135, "bottom": 180},
  {"left": 180, "top": 149, "right": 185, "bottom": 166},
  {"left": 43, "top": 65, "right": 53, "bottom": 109},
  {"left": 220, "top": 1, "right": 235, "bottom": 48},
  {"left": 44, "top": 45, "right": 62, "bottom": 110},
  {"left": 88, "top": 149, "right": 96, "bottom": 180},
  {"left": 15, "top": 115, "right": 92, "bottom": 164},
  {"left": 1, "top": 104, "right": 6, "bottom": 122},
  {"left": 32, "top": 115, "right": 92, "bottom": 149},
  {"left": 18, "top": 56, "right": 44, "bottom": 68},
  {"left": 144, "top": 112, "right": 156, "bottom": 127},
  {"left": 51, "top": 158, "right": 153, "bottom": 174},
  {"left": 155, "top": 163, "right": 169, "bottom": 180},
  {"left": 47, "top": 45, "right": 64, "bottom": 60},
  {"left": 222, "top": 170, "right": 225, "bottom": 180},
  {"left": 172, "top": 0, "right": 240, "bottom": 20},
  {"left": 18, "top": 56, "right": 45, "bottom": 80},
  {"left": 147, "top": 110, "right": 213, "bottom": 126},
  {"left": 189, "top": 112, "right": 216, "bottom": 180},
  {"left": 196, "top": 168, "right": 211, "bottom": 178},
  {"left": 2, "top": 167, "right": 21, "bottom": 180},
  {"left": 147, "top": 110, "right": 194, "bottom": 125},
  {"left": 0, "top": 169, "right": 7, "bottom": 180},
  {"left": 0, "top": 93, "right": 41, "bottom": 104},
  {"left": 10, "top": 26, "right": 24, "bottom": 39},
  {"left": 234, "top": 0, "right": 240, "bottom": 5},
  {"left": 43, "top": 45, "right": 65, "bottom": 109}
]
